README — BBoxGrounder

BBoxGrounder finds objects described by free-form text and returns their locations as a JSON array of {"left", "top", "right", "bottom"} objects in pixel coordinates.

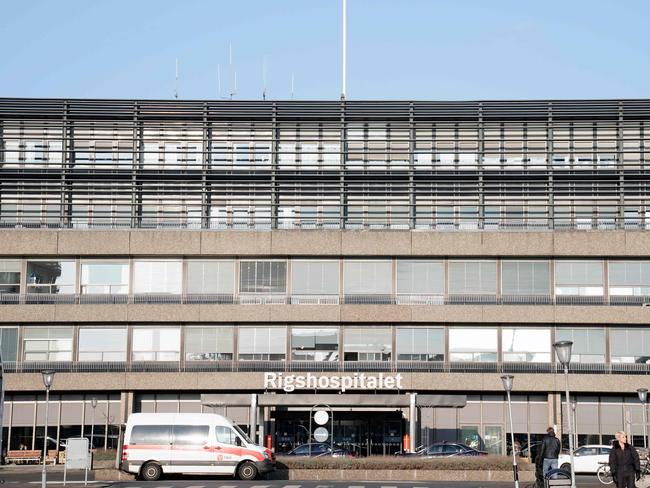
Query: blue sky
[{"left": 1, "top": 0, "right": 649, "bottom": 100}]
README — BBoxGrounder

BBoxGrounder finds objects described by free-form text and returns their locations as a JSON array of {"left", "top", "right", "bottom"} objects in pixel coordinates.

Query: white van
[{"left": 121, "top": 413, "right": 275, "bottom": 481}]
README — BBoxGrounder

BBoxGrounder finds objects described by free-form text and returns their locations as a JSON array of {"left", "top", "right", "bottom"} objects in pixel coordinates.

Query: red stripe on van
[{"left": 126, "top": 444, "right": 264, "bottom": 461}]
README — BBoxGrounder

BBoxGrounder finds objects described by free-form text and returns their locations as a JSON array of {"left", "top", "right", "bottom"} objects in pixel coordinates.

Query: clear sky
[{"left": 1, "top": 0, "right": 649, "bottom": 101}]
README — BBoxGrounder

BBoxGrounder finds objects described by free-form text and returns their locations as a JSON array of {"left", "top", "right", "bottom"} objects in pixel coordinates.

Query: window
[
  {"left": 78, "top": 328, "right": 127, "bottom": 361},
  {"left": 291, "top": 328, "right": 339, "bottom": 361},
  {"left": 449, "top": 328, "right": 498, "bottom": 362},
  {"left": 610, "top": 328, "right": 650, "bottom": 363},
  {"left": 343, "top": 260, "right": 392, "bottom": 296},
  {"left": 133, "top": 260, "right": 182, "bottom": 294},
  {"left": 132, "top": 328, "right": 181, "bottom": 361},
  {"left": 130, "top": 425, "right": 171, "bottom": 445},
  {"left": 448, "top": 261, "right": 497, "bottom": 295},
  {"left": 396, "top": 328, "right": 444, "bottom": 361},
  {"left": 396, "top": 261, "right": 444, "bottom": 297},
  {"left": 238, "top": 327, "right": 286, "bottom": 360},
  {"left": 0, "top": 260, "right": 21, "bottom": 293},
  {"left": 184, "top": 327, "right": 234, "bottom": 361},
  {"left": 26, "top": 261, "right": 76, "bottom": 294},
  {"left": 556, "top": 328, "right": 605, "bottom": 363},
  {"left": 291, "top": 261, "right": 339, "bottom": 296},
  {"left": 501, "top": 261, "right": 550, "bottom": 295},
  {"left": 173, "top": 425, "right": 209, "bottom": 445},
  {"left": 23, "top": 327, "right": 73, "bottom": 361},
  {"left": 215, "top": 426, "right": 240, "bottom": 445},
  {"left": 0, "top": 327, "right": 18, "bottom": 362},
  {"left": 186, "top": 261, "right": 235, "bottom": 295},
  {"left": 239, "top": 261, "right": 286, "bottom": 294},
  {"left": 80, "top": 262, "right": 128, "bottom": 294},
  {"left": 609, "top": 261, "right": 650, "bottom": 296},
  {"left": 502, "top": 328, "right": 551, "bottom": 362},
  {"left": 343, "top": 327, "right": 391, "bottom": 361},
  {"left": 555, "top": 261, "right": 603, "bottom": 296}
]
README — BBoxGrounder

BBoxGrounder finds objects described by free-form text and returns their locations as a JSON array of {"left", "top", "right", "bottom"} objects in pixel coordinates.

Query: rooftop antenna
[
  {"left": 290, "top": 72, "right": 295, "bottom": 100},
  {"left": 174, "top": 58, "right": 179, "bottom": 99},
  {"left": 229, "top": 42, "right": 237, "bottom": 99},
  {"left": 217, "top": 64, "right": 222, "bottom": 99},
  {"left": 341, "top": 0, "right": 347, "bottom": 100},
  {"left": 262, "top": 57, "right": 267, "bottom": 101}
]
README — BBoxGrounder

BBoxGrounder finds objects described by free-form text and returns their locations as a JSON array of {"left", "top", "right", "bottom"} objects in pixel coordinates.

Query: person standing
[
  {"left": 609, "top": 431, "right": 641, "bottom": 488},
  {"left": 536, "top": 427, "right": 561, "bottom": 476}
]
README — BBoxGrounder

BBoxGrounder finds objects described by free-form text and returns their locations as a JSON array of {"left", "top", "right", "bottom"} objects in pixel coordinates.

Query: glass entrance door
[{"left": 484, "top": 425, "right": 504, "bottom": 455}]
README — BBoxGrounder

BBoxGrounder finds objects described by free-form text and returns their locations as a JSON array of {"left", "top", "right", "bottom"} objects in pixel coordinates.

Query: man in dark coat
[
  {"left": 609, "top": 431, "right": 641, "bottom": 488},
  {"left": 536, "top": 427, "right": 561, "bottom": 476}
]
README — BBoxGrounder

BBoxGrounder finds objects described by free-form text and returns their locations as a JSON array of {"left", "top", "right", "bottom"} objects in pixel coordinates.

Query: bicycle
[
  {"left": 636, "top": 457, "right": 650, "bottom": 488},
  {"left": 596, "top": 462, "right": 613, "bottom": 485}
]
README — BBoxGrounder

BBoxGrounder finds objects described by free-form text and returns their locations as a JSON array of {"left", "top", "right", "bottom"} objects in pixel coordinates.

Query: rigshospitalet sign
[{"left": 264, "top": 372, "right": 404, "bottom": 393}]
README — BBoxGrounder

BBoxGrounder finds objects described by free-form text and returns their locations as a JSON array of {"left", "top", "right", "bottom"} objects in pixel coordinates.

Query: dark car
[
  {"left": 281, "top": 443, "right": 355, "bottom": 458},
  {"left": 422, "top": 442, "right": 488, "bottom": 457}
]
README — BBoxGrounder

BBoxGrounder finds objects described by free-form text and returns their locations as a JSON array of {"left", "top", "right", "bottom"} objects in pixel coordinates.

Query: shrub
[{"left": 275, "top": 455, "right": 532, "bottom": 471}]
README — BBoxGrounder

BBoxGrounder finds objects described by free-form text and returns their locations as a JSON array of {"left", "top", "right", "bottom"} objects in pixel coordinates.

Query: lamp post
[
  {"left": 501, "top": 375, "right": 519, "bottom": 488},
  {"left": 638, "top": 388, "right": 648, "bottom": 449},
  {"left": 41, "top": 370, "right": 55, "bottom": 488},
  {"left": 570, "top": 400, "right": 578, "bottom": 449},
  {"left": 90, "top": 397, "right": 98, "bottom": 452},
  {"left": 554, "top": 340, "right": 576, "bottom": 488}
]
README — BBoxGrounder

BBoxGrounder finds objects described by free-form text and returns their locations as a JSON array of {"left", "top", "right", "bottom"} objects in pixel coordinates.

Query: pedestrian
[
  {"left": 609, "top": 431, "right": 641, "bottom": 488},
  {"left": 535, "top": 427, "right": 561, "bottom": 476}
]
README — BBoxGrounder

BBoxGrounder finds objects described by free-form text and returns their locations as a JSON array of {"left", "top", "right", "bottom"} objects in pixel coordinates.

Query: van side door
[{"left": 171, "top": 425, "right": 213, "bottom": 474}]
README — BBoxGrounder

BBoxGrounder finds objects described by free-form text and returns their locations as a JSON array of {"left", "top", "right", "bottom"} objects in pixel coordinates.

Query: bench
[{"left": 6, "top": 450, "right": 42, "bottom": 464}]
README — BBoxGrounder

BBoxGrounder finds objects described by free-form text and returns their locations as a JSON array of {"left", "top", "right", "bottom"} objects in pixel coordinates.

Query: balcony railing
[
  {"left": 2, "top": 293, "right": 650, "bottom": 306},
  {"left": 5, "top": 360, "right": 650, "bottom": 375}
]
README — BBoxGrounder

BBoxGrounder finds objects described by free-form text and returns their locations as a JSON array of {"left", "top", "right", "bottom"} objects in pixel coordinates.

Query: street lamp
[
  {"left": 570, "top": 400, "right": 578, "bottom": 449},
  {"left": 501, "top": 375, "right": 519, "bottom": 488},
  {"left": 41, "top": 370, "right": 55, "bottom": 488},
  {"left": 638, "top": 388, "right": 648, "bottom": 449},
  {"left": 90, "top": 397, "right": 98, "bottom": 451},
  {"left": 554, "top": 341, "right": 576, "bottom": 488}
]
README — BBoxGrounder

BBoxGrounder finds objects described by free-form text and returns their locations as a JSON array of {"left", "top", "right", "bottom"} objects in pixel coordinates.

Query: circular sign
[
  {"left": 313, "top": 427, "right": 329, "bottom": 442},
  {"left": 314, "top": 410, "right": 329, "bottom": 426}
]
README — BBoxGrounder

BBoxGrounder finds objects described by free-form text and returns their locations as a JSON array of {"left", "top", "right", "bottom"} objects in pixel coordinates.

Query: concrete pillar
[
  {"left": 249, "top": 394, "right": 258, "bottom": 444},
  {"left": 409, "top": 393, "right": 417, "bottom": 452}
]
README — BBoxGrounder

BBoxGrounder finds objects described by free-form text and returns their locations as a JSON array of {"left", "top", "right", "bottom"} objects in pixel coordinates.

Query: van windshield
[{"left": 233, "top": 424, "right": 253, "bottom": 444}]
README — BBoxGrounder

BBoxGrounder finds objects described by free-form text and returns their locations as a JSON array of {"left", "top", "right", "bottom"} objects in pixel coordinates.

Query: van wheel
[
  {"left": 140, "top": 462, "right": 162, "bottom": 481},
  {"left": 237, "top": 461, "right": 258, "bottom": 480}
]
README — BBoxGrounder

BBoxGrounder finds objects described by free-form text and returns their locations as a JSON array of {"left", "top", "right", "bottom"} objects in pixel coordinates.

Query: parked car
[
  {"left": 281, "top": 443, "right": 355, "bottom": 458},
  {"left": 558, "top": 445, "right": 612, "bottom": 474},
  {"left": 423, "top": 442, "right": 487, "bottom": 457}
]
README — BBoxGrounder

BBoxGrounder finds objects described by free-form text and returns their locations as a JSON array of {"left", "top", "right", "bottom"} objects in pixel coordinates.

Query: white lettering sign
[{"left": 263, "top": 372, "right": 404, "bottom": 393}]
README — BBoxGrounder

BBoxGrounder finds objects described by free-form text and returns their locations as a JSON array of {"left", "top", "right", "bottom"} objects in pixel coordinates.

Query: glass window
[
  {"left": 26, "top": 261, "right": 76, "bottom": 294},
  {"left": 0, "top": 260, "right": 21, "bottom": 293},
  {"left": 291, "top": 261, "right": 339, "bottom": 295},
  {"left": 448, "top": 261, "right": 497, "bottom": 295},
  {"left": 132, "top": 327, "right": 181, "bottom": 361},
  {"left": 133, "top": 260, "right": 182, "bottom": 294},
  {"left": 555, "top": 328, "right": 605, "bottom": 363},
  {"left": 449, "top": 328, "right": 498, "bottom": 362},
  {"left": 215, "top": 426, "right": 240, "bottom": 445},
  {"left": 23, "top": 327, "right": 73, "bottom": 361},
  {"left": 501, "top": 261, "right": 550, "bottom": 295},
  {"left": 0, "top": 327, "right": 18, "bottom": 362},
  {"left": 172, "top": 425, "right": 209, "bottom": 445},
  {"left": 239, "top": 261, "right": 286, "bottom": 294},
  {"left": 396, "top": 328, "right": 444, "bottom": 361},
  {"left": 80, "top": 262, "right": 128, "bottom": 294},
  {"left": 291, "top": 328, "right": 339, "bottom": 361},
  {"left": 502, "top": 328, "right": 551, "bottom": 362},
  {"left": 555, "top": 261, "right": 603, "bottom": 296},
  {"left": 185, "top": 327, "right": 234, "bottom": 361},
  {"left": 78, "top": 328, "right": 127, "bottom": 361},
  {"left": 396, "top": 261, "right": 444, "bottom": 295},
  {"left": 238, "top": 327, "right": 286, "bottom": 360},
  {"left": 186, "top": 261, "right": 235, "bottom": 294},
  {"left": 343, "top": 327, "right": 391, "bottom": 361},
  {"left": 343, "top": 260, "right": 392, "bottom": 295},
  {"left": 609, "top": 261, "right": 650, "bottom": 296},
  {"left": 130, "top": 425, "right": 171, "bottom": 445},
  {"left": 610, "top": 328, "right": 650, "bottom": 363}
]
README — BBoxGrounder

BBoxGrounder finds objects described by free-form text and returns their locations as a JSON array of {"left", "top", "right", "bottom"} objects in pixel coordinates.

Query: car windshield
[{"left": 233, "top": 424, "right": 253, "bottom": 444}]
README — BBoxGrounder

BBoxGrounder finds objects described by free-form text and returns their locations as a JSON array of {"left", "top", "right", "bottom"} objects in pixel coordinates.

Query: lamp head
[
  {"left": 553, "top": 340, "right": 573, "bottom": 367},
  {"left": 41, "top": 369, "right": 55, "bottom": 389},
  {"left": 638, "top": 388, "right": 648, "bottom": 403},
  {"left": 500, "top": 374, "right": 514, "bottom": 392}
]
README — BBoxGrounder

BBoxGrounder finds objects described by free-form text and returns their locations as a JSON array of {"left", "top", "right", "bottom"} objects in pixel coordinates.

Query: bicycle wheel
[{"left": 597, "top": 464, "right": 613, "bottom": 485}]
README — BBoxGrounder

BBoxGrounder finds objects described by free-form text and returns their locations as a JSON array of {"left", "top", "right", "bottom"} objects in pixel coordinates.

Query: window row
[
  {"left": 3, "top": 258, "right": 650, "bottom": 299},
  {"left": 1, "top": 325, "right": 648, "bottom": 364}
]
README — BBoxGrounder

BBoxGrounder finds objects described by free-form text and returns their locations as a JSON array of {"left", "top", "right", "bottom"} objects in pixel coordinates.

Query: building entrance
[{"left": 273, "top": 410, "right": 404, "bottom": 456}]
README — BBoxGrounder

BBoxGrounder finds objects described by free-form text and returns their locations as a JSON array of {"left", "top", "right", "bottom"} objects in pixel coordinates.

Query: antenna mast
[
  {"left": 290, "top": 73, "right": 295, "bottom": 100},
  {"left": 174, "top": 58, "right": 179, "bottom": 99},
  {"left": 229, "top": 42, "right": 237, "bottom": 99},
  {"left": 262, "top": 57, "right": 267, "bottom": 100},
  {"left": 341, "top": 0, "right": 347, "bottom": 100},
  {"left": 217, "top": 64, "right": 222, "bottom": 99}
]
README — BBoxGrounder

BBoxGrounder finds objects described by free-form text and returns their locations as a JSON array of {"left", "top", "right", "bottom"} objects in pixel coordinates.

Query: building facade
[{"left": 1, "top": 98, "right": 650, "bottom": 458}]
